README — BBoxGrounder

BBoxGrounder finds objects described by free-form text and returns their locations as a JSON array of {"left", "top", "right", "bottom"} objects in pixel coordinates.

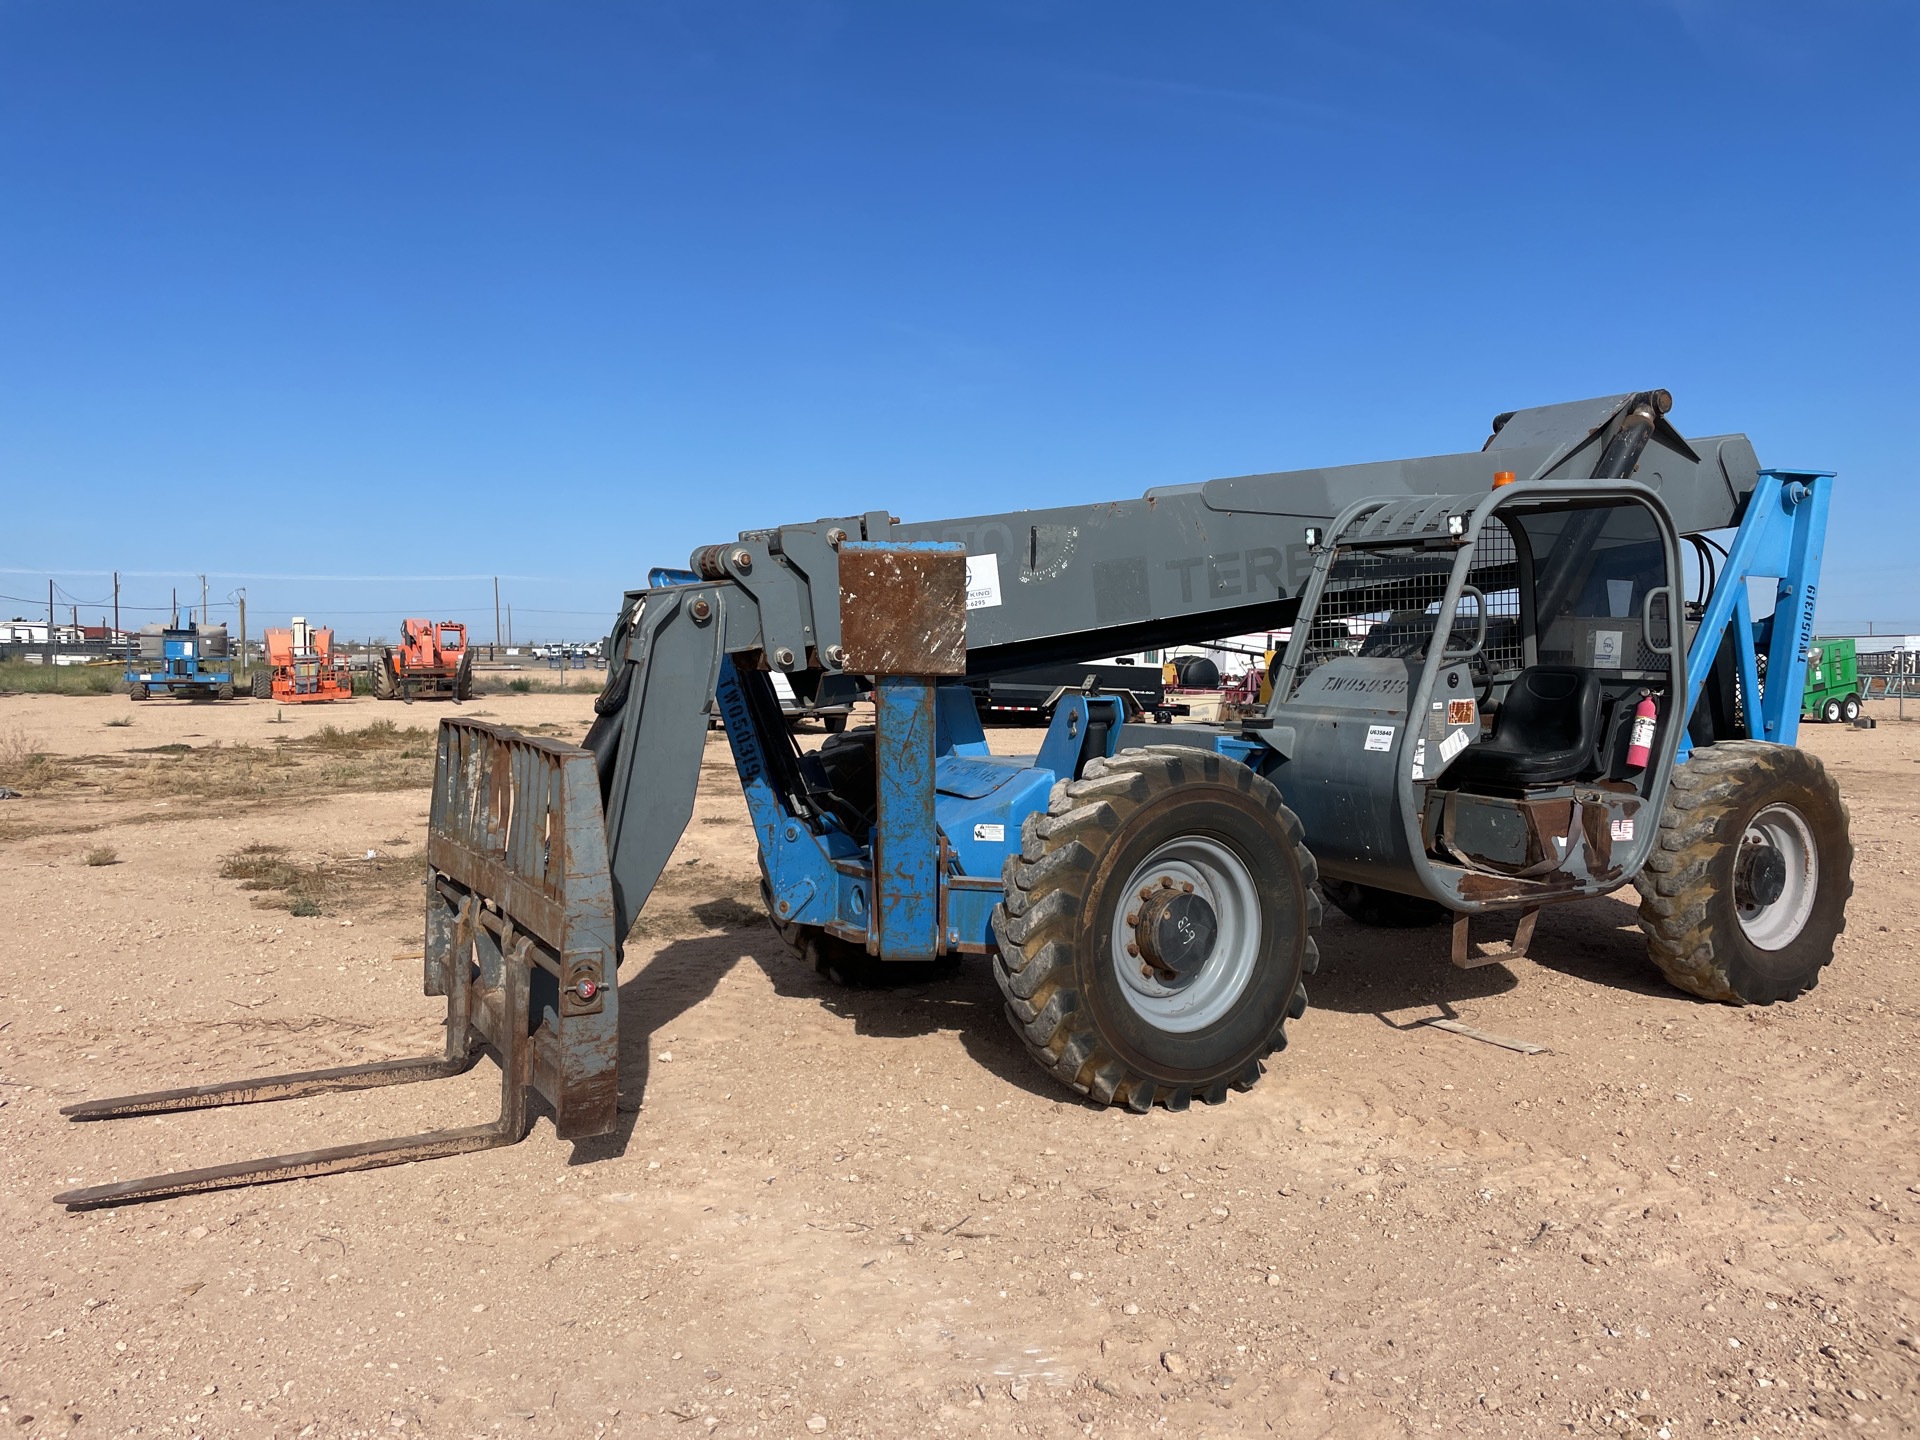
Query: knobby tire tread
[
  {"left": 1634, "top": 739, "right": 1851, "bottom": 1004},
  {"left": 991, "top": 746, "right": 1319, "bottom": 1112}
]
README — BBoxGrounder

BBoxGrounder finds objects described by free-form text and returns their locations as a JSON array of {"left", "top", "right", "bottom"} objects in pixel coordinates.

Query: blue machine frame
[
  {"left": 737, "top": 467, "right": 1835, "bottom": 963},
  {"left": 125, "top": 627, "right": 235, "bottom": 698},
  {"left": 1678, "top": 469, "right": 1834, "bottom": 758}
]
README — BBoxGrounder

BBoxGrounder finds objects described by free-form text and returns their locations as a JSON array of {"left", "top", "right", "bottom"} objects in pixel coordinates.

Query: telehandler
[{"left": 57, "top": 390, "right": 1849, "bottom": 1207}]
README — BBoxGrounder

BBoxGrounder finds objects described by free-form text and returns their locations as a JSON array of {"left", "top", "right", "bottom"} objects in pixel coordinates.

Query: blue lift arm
[{"left": 1678, "top": 469, "right": 1835, "bottom": 757}]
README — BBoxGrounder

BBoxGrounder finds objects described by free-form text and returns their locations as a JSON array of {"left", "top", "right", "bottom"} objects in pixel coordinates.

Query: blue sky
[{"left": 2, "top": 1, "right": 1915, "bottom": 641}]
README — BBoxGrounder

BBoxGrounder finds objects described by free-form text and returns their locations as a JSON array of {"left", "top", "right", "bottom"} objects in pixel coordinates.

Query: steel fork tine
[
  {"left": 59, "top": 1051, "right": 482, "bottom": 1122},
  {"left": 53, "top": 1114, "right": 524, "bottom": 1210},
  {"left": 54, "top": 938, "right": 537, "bottom": 1211}
]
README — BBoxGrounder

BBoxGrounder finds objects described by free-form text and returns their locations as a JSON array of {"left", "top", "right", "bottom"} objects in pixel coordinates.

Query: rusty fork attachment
[{"left": 55, "top": 721, "right": 622, "bottom": 1210}]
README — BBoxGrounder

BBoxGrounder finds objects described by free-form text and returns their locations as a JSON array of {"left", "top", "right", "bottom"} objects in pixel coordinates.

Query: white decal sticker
[
  {"left": 1439, "top": 727, "right": 1471, "bottom": 763},
  {"left": 1364, "top": 724, "right": 1395, "bottom": 753},
  {"left": 965, "top": 553, "right": 1002, "bottom": 611},
  {"left": 972, "top": 822, "right": 1005, "bottom": 844},
  {"left": 1410, "top": 737, "right": 1427, "bottom": 780},
  {"left": 1610, "top": 816, "right": 1635, "bottom": 841},
  {"left": 1592, "top": 629, "right": 1624, "bottom": 668}
]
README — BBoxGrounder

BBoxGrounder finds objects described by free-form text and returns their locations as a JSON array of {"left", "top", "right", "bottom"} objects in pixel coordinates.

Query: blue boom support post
[{"left": 1678, "top": 468, "right": 1834, "bottom": 758}]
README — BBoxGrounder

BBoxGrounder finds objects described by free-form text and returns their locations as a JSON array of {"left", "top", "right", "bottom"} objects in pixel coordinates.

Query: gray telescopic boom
[{"left": 663, "top": 391, "right": 1756, "bottom": 686}]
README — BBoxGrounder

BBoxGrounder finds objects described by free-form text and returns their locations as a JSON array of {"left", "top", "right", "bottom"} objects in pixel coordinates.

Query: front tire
[
  {"left": 1821, "top": 698, "right": 1843, "bottom": 724},
  {"left": 1321, "top": 878, "right": 1449, "bottom": 928},
  {"left": 250, "top": 670, "right": 271, "bottom": 699},
  {"left": 372, "top": 650, "right": 397, "bottom": 700},
  {"left": 1636, "top": 740, "right": 1852, "bottom": 1004},
  {"left": 129, "top": 683, "right": 148, "bottom": 702},
  {"left": 454, "top": 649, "right": 474, "bottom": 701},
  {"left": 993, "top": 747, "right": 1318, "bottom": 1111}
]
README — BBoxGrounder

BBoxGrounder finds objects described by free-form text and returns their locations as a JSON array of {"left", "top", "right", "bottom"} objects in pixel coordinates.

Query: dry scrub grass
[
  {"left": 75, "top": 721, "right": 432, "bottom": 802},
  {"left": 219, "top": 840, "right": 425, "bottom": 918},
  {"left": 630, "top": 860, "right": 766, "bottom": 939},
  {"left": 0, "top": 725, "right": 63, "bottom": 791},
  {"left": 0, "top": 719, "right": 441, "bottom": 842}
]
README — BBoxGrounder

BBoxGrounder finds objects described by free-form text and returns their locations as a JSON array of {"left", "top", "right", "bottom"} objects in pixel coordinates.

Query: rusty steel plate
[{"left": 838, "top": 544, "right": 968, "bottom": 676}]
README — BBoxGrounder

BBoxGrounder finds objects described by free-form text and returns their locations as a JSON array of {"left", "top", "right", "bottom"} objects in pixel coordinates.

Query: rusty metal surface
[
  {"left": 838, "top": 543, "right": 967, "bottom": 676},
  {"left": 60, "top": 1055, "right": 479, "bottom": 1120}
]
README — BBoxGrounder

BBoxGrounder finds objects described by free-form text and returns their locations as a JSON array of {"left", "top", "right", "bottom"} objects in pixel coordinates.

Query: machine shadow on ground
[
  {"left": 1307, "top": 886, "right": 1679, "bottom": 1028},
  {"left": 570, "top": 920, "right": 1072, "bottom": 1166},
  {"left": 563, "top": 931, "right": 746, "bottom": 1166},
  {"left": 570, "top": 882, "right": 1689, "bottom": 1165},
  {"left": 744, "top": 941, "right": 1069, "bottom": 1104}
]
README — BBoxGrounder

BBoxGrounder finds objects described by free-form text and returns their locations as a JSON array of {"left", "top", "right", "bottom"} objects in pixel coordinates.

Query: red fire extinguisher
[{"left": 1626, "top": 692, "right": 1658, "bottom": 770}]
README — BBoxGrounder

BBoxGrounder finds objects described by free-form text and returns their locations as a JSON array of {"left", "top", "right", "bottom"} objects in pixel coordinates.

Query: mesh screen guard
[{"left": 1288, "top": 524, "right": 1525, "bottom": 698}]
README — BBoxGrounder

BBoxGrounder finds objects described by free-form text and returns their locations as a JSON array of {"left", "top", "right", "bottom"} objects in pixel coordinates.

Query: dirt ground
[{"left": 2, "top": 690, "right": 1916, "bottom": 1439}]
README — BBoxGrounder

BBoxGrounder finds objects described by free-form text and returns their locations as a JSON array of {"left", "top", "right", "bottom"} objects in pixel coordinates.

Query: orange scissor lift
[{"left": 253, "top": 618, "right": 353, "bottom": 702}]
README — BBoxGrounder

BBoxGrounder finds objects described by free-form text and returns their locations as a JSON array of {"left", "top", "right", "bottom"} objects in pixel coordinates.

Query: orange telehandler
[{"left": 373, "top": 619, "right": 473, "bottom": 702}]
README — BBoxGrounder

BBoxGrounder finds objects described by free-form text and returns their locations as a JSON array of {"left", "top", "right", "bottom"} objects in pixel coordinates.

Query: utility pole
[
  {"left": 113, "top": 572, "right": 120, "bottom": 651},
  {"left": 237, "top": 588, "right": 248, "bottom": 679},
  {"left": 47, "top": 579, "right": 54, "bottom": 664},
  {"left": 493, "top": 577, "right": 501, "bottom": 662},
  {"left": 200, "top": 574, "right": 208, "bottom": 629},
  {"left": 507, "top": 604, "right": 513, "bottom": 650},
  {"left": 171, "top": 587, "right": 178, "bottom": 627}
]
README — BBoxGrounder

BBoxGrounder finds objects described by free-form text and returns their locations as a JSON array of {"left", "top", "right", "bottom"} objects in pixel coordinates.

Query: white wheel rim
[
  {"left": 1735, "top": 803, "right": 1818, "bottom": 951},
  {"left": 1109, "top": 836, "right": 1260, "bottom": 1033}
]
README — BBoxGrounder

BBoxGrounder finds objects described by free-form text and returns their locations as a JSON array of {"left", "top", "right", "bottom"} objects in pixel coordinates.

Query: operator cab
[{"left": 1265, "top": 484, "right": 1684, "bottom": 909}]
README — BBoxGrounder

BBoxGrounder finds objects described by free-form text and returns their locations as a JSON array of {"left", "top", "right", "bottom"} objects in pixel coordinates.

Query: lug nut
[
  {"left": 1182, "top": 881, "right": 1194, "bottom": 893},
  {"left": 1126, "top": 942, "right": 1140, "bottom": 957},
  {"left": 1125, "top": 912, "right": 1139, "bottom": 927},
  {"left": 1139, "top": 888, "right": 1155, "bottom": 903},
  {"left": 1160, "top": 876, "right": 1174, "bottom": 889}
]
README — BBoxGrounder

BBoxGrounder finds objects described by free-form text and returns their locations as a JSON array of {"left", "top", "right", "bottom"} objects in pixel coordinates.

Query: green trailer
[{"left": 1804, "top": 636, "right": 1864, "bottom": 723}]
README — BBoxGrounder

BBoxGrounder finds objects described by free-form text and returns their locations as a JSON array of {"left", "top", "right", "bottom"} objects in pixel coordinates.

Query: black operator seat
[{"left": 1445, "top": 665, "right": 1604, "bottom": 788}]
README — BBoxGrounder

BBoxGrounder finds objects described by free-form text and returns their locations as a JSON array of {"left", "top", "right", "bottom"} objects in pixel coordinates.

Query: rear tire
[
  {"left": 129, "top": 683, "right": 148, "bottom": 702},
  {"left": 455, "top": 649, "right": 474, "bottom": 701},
  {"left": 1842, "top": 695, "right": 1861, "bottom": 723},
  {"left": 1636, "top": 740, "right": 1852, "bottom": 1004},
  {"left": 992, "top": 746, "right": 1317, "bottom": 1111},
  {"left": 1821, "top": 698, "right": 1843, "bottom": 724},
  {"left": 250, "top": 670, "right": 271, "bottom": 699},
  {"left": 821, "top": 712, "right": 848, "bottom": 734},
  {"left": 372, "top": 650, "right": 396, "bottom": 700},
  {"left": 1321, "top": 878, "right": 1449, "bottom": 928},
  {"left": 216, "top": 681, "right": 235, "bottom": 701}
]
